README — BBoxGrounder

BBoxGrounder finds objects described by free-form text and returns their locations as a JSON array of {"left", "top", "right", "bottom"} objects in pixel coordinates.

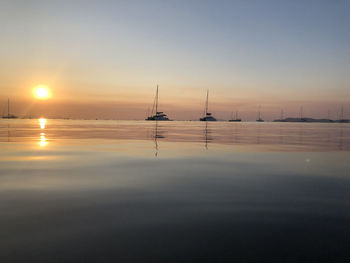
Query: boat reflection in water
[
  {"left": 153, "top": 121, "right": 165, "bottom": 156},
  {"left": 203, "top": 122, "right": 213, "bottom": 149}
]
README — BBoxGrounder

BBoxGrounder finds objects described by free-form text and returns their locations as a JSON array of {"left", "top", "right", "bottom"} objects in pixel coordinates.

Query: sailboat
[
  {"left": 200, "top": 90, "right": 216, "bottom": 121},
  {"left": 256, "top": 106, "right": 264, "bottom": 122},
  {"left": 2, "top": 98, "right": 18, "bottom": 119},
  {"left": 337, "top": 105, "right": 346, "bottom": 123},
  {"left": 274, "top": 109, "right": 286, "bottom": 122},
  {"left": 145, "top": 85, "right": 170, "bottom": 121},
  {"left": 229, "top": 111, "right": 241, "bottom": 122}
]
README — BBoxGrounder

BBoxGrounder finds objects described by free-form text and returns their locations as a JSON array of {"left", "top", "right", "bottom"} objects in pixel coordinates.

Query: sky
[{"left": 0, "top": 0, "right": 349, "bottom": 120}]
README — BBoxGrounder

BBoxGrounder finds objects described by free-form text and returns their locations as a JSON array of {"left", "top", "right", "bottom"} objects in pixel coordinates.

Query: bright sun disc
[{"left": 34, "top": 86, "right": 50, "bottom": 99}]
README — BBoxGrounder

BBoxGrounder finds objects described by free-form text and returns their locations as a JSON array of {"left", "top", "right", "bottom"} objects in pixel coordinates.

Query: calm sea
[{"left": 1, "top": 119, "right": 349, "bottom": 262}]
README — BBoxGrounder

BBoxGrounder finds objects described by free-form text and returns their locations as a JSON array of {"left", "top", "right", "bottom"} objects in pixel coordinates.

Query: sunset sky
[{"left": 1, "top": 0, "right": 349, "bottom": 120}]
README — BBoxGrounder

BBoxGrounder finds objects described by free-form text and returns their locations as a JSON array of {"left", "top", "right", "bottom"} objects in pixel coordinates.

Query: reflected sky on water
[
  {"left": 0, "top": 119, "right": 349, "bottom": 151},
  {"left": 0, "top": 119, "right": 349, "bottom": 262}
]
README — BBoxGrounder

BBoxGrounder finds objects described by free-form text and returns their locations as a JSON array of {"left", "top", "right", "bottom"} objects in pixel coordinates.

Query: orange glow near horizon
[{"left": 34, "top": 85, "right": 50, "bottom": 99}]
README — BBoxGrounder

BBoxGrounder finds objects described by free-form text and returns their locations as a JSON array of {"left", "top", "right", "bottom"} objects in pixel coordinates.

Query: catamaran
[
  {"left": 229, "top": 111, "right": 241, "bottom": 122},
  {"left": 256, "top": 106, "right": 264, "bottom": 122},
  {"left": 200, "top": 90, "right": 216, "bottom": 121},
  {"left": 2, "top": 98, "right": 18, "bottom": 119},
  {"left": 145, "top": 85, "right": 170, "bottom": 121}
]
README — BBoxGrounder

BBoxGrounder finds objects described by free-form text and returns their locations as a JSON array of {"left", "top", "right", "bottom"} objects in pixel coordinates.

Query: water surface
[{"left": 1, "top": 119, "right": 349, "bottom": 262}]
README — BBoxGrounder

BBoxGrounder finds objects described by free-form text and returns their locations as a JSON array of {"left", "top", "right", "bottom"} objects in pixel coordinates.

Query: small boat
[
  {"left": 337, "top": 105, "right": 346, "bottom": 123},
  {"left": 274, "top": 109, "right": 286, "bottom": 122},
  {"left": 200, "top": 90, "right": 216, "bottom": 121},
  {"left": 2, "top": 98, "right": 18, "bottom": 119},
  {"left": 256, "top": 106, "right": 264, "bottom": 122},
  {"left": 145, "top": 85, "right": 170, "bottom": 121},
  {"left": 229, "top": 111, "right": 241, "bottom": 122}
]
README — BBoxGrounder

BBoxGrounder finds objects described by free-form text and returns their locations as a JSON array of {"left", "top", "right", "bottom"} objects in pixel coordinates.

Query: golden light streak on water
[{"left": 39, "top": 118, "right": 47, "bottom": 129}]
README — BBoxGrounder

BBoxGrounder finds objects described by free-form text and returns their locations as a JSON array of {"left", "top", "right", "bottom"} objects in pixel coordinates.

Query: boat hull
[
  {"left": 145, "top": 116, "right": 170, "bottom": 121},
  {"left": 2, "top": 116, "right": 18, "bottom": 119},
  {"left": 200, "top": 117, "right": 217, "bottom": 121}
]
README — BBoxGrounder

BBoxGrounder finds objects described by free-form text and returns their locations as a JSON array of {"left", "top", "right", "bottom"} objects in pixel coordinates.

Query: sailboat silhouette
[
  {"left": 200, "top": 90, "right": 216, "bottom": 121},
  {"left": 2, "top": 98, "right": 18, "bottom": 119},
  {"left": 146, "top": 85, "right": 170, "bottom": 121}
]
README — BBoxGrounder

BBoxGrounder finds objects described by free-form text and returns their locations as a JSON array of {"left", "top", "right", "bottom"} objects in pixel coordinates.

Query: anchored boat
[
  {"left": 145, "top": 85, "right": 170, "bottom": 121},
  {"left": 229, "top": 111, "right": 241, "bottom": 122},
  {"left": 200, "top": 90, "right": 216, "bottom": 121},
  {"left": 2, "top": 98, "right": 18, "bottom": 119},
  {"left": 256, "top": 106, "right": 264, "bottom": 122}
]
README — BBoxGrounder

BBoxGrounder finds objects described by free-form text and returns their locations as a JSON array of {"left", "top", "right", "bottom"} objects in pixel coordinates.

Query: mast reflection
[
  {"left": 338, "top": 124, "right": 344, "bottom": 151},
  {"left": 203, "top": 122, "right": 213, "bottom": 150},
  {"left": 7, "top": 122, "right": 10, "bottom": 143},
  {"left": 153, "top": 121, "right": 165, "bottom": 157}
]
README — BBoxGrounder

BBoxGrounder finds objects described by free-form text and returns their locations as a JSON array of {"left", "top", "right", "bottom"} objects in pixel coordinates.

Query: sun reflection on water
[
  {"left": 39, "top": 132, "right": 47, "bottom": 147},
  {"left": 39, "top": 118, "right": 46, "bottom": 129},
  {"left": 38, "top": 118, "right": 48, "bottom": 147}
]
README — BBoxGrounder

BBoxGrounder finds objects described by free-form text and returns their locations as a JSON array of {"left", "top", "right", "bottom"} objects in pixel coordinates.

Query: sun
[{"left": 34, "top": 85, "right": 50, "bottom": 99}]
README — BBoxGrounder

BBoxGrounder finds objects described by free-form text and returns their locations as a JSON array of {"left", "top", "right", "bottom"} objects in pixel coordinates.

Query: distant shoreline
[
  {"left": 273, "top": 117, "right": 350, "bottom": 123},
  {"left": 1, "top": 117, "right": 350, "bottom": 123}
]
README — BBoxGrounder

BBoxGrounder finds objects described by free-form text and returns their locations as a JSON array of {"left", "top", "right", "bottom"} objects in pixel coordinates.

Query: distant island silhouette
[{"left": 274, "top": 117, "right": 350, "bottom": 123}]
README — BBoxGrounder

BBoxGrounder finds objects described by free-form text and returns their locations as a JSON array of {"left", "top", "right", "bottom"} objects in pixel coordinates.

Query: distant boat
[
  {"left": 336, "top": 105, "right": 346, "bottom": 123},
  {"left": 229, "top": 111, "right": 241, "bottom": 122},
  {"left": 256, "top": 106, "right": 264, "bottom": 122},
  {"left": 2, "top": 98, "right": 18, "bottom": 119},
  {"left": 200, "top": 90, "right": 216, "bottom": 121},
  {"left": 145, "top": 85, "right": 170, "bottom": 121},
  {"left": 274, "top": 117, "right": 341, "bottom": 123},
  {"left": 274, "top": 109, "right": 286, "bottom": 122}
]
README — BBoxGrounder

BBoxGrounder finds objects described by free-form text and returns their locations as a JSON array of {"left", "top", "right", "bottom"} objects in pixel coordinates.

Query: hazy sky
[{"left": 0, "top": 0, "right": 349, "bottom": 120}]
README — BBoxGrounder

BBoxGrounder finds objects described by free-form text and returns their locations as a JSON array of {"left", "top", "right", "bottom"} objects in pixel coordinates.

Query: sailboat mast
[
  {"left": 8, "top": 98, "right": 10, "bottom": 118},
  {"left": 340, "top": 105, "right": 344, "bottom": 121},
  {"left": 156, "top": 85, "right": 159, "bottom": 114},
  {"left": 205, "top": 90, "right": 209, "bottom": 115}
]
